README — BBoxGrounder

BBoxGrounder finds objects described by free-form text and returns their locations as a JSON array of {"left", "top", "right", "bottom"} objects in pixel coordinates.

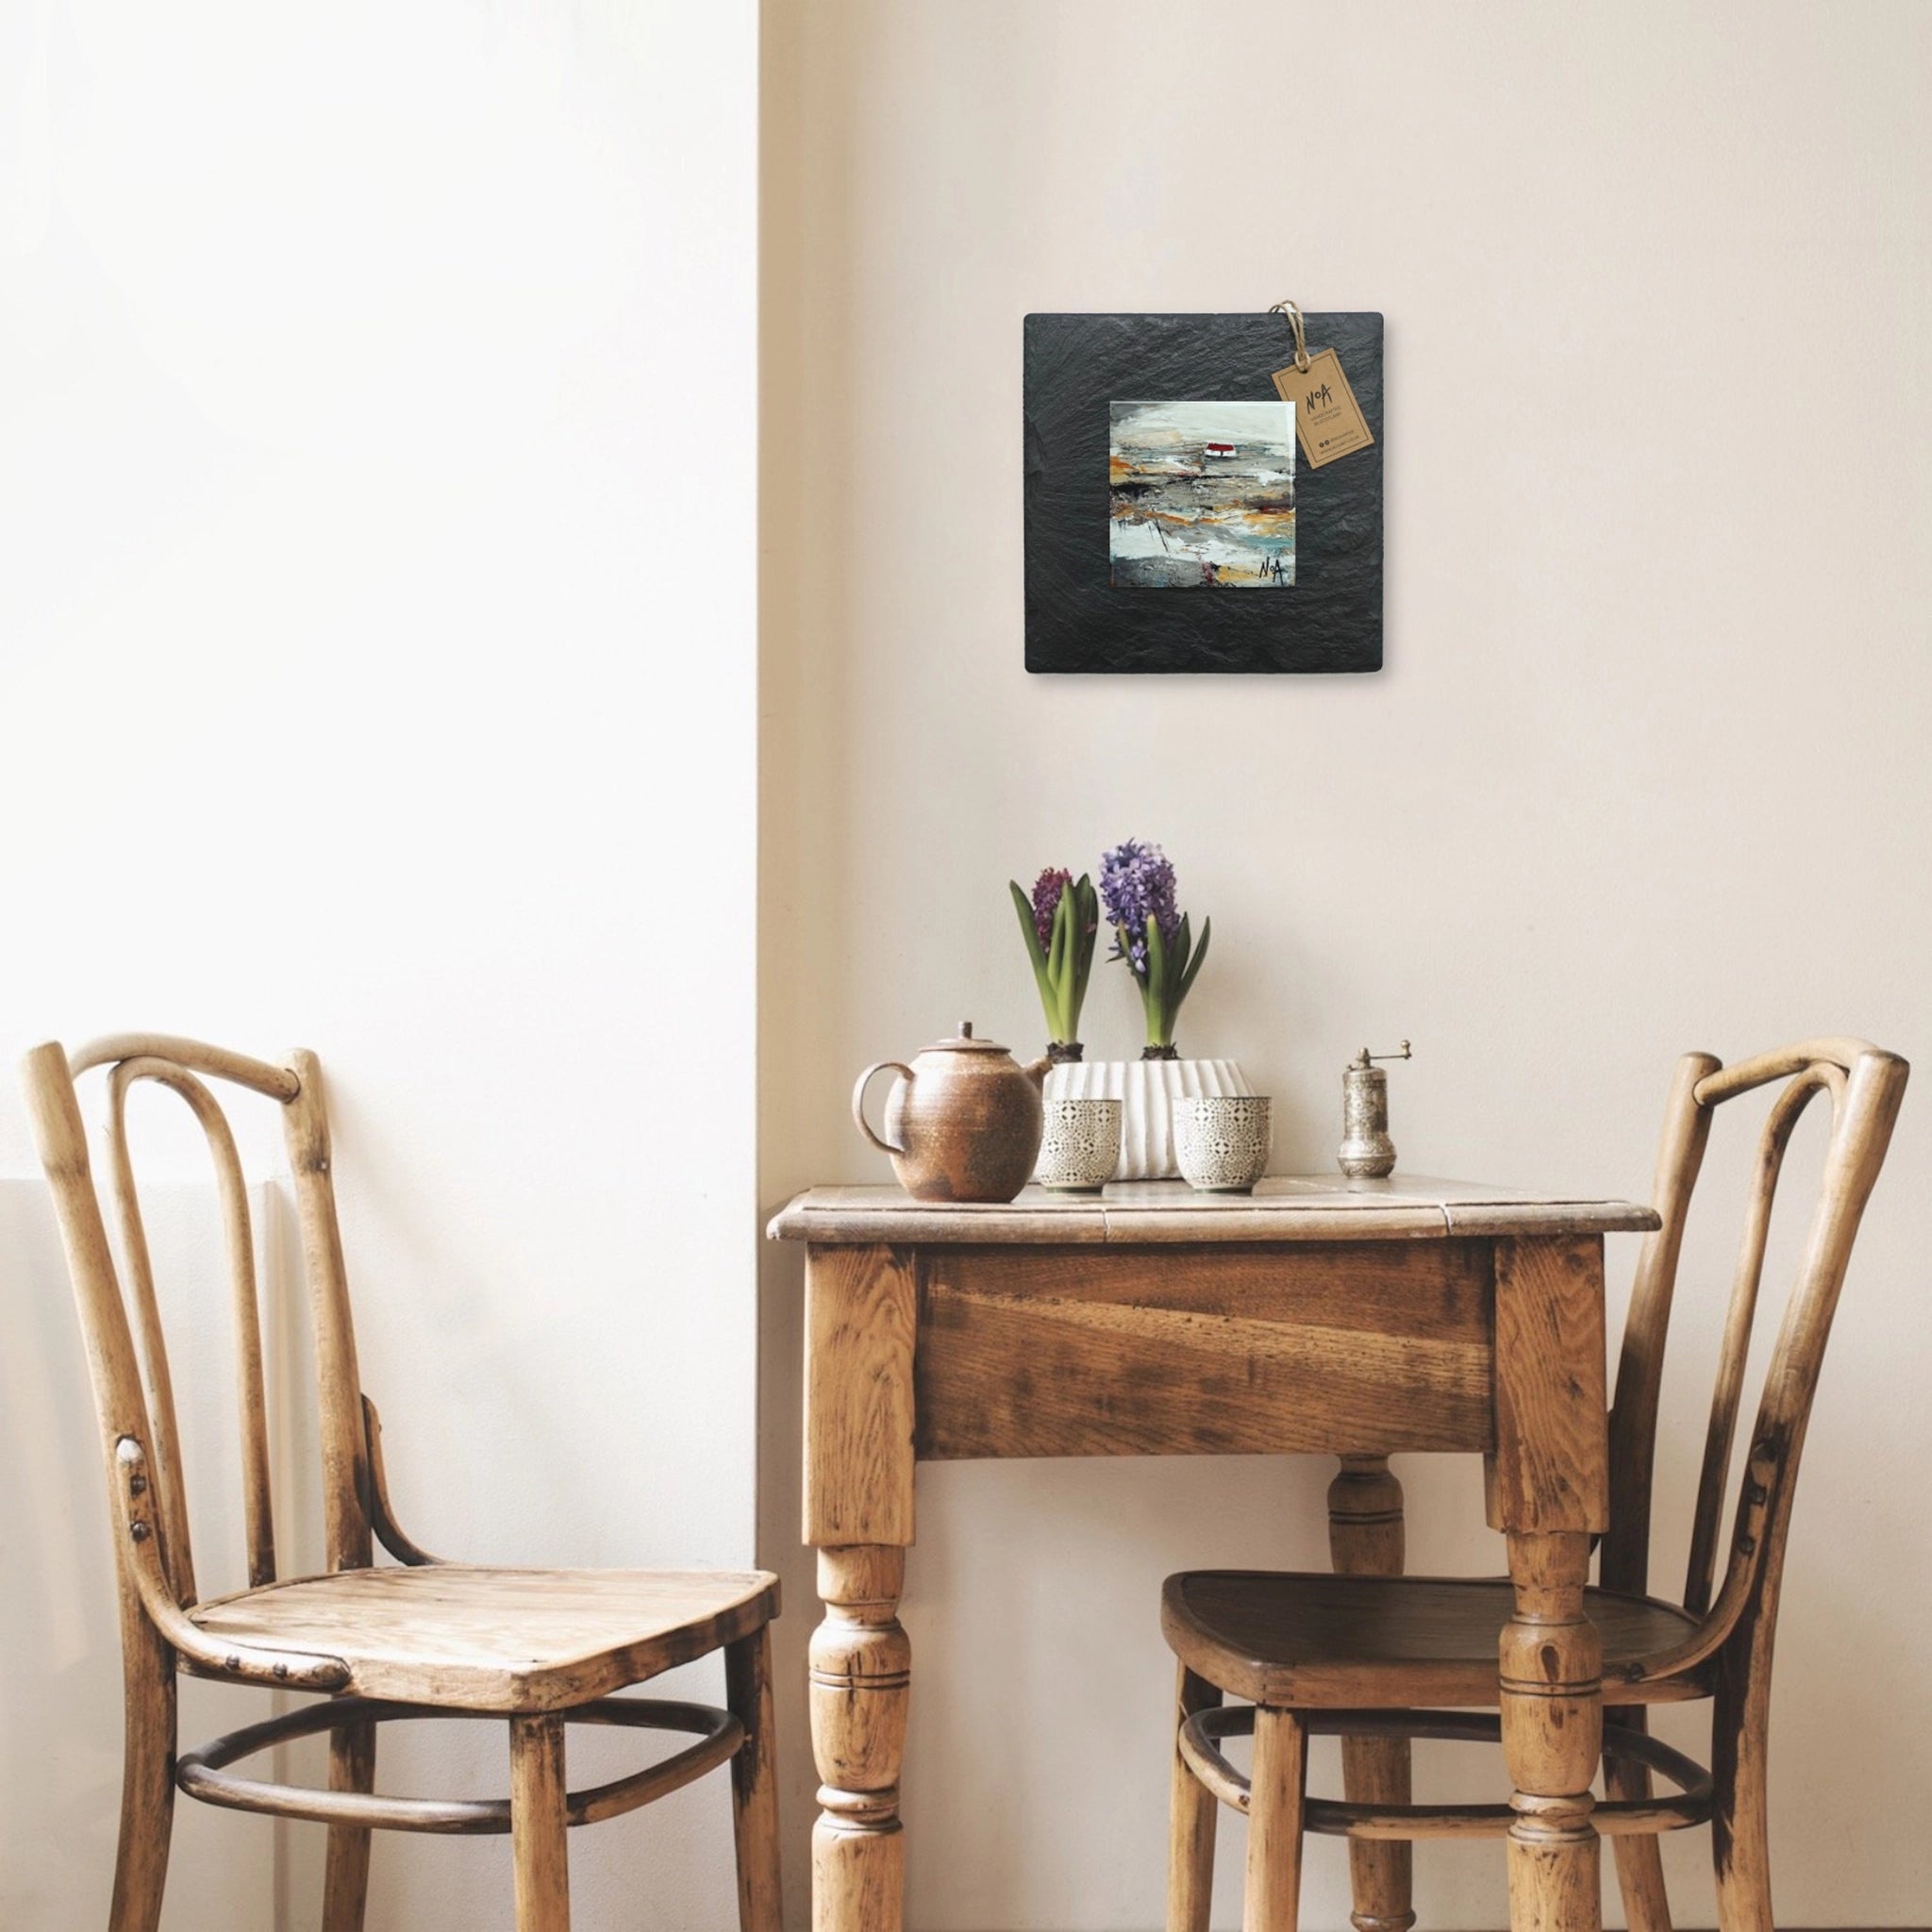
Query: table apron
[
  {"left": 910, "top": 1239, "right": 1496, "bottom": 1461},
  {"left": 805, "top": 1236, "right": 1609, "bottom": 1546}
]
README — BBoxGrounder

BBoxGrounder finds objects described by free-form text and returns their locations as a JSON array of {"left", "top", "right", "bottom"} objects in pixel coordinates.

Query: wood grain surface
[
  {"left": 914, "top": 1241, "right": 1495, "bottom": 1460},
  {"left": 1485, "top": 1238, "right": 1609, "bottom": 1536},
  {"left": 186, "top": 1566, "right": 779, "bottom": 1711},
  {"left": 805, "top": 1244, "right": 918, "bottom": 1546}
]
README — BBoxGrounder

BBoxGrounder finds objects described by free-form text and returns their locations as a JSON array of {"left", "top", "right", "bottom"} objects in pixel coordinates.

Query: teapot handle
[{"left": 852, "top": 1061, "right": 914, "bottom": 1156}]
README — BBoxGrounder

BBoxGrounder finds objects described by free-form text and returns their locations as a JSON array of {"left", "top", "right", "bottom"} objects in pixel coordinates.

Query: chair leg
[
  {"left": 725, "top": 1627, "right": 784, "bottom": 1931},
  {"left": 1713, "top": 1764, "right": 1773, "bottom": 1932},
  {"left": 1243, "top": 1707, "right": 1307, "bottom": 1932},
  {"left": 510, "top": 1713, "right": 572, "bottom": 1931},
  {"left": 1712, "top": 1657, "right": 1774, "bottom": 1932},
  {"left": 1607, "top": 1708, "right": 1673, "bottom": 1932},
  {"left": 108, "top": 1618, "right": 175, "bottom": 1932},
  {"left": 1167, "top": 1666, "right": 1221, "bottom": 1932},
  {"left": 1338, "top": 1732, "right": 1414, "bottom": 1932},
  {"left": 322, "top": 1715, "right": 377, "bottom": 1931}
]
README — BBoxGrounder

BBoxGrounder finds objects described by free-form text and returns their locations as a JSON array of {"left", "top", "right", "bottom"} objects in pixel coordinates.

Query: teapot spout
[{"left": 1021, "top": 1054, "right": 1053, "bottom": 1090}]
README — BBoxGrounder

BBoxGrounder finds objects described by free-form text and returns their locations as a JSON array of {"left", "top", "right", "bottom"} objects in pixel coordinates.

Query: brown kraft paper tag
[{"left": 1272, "top": 347, "right": 1374, "bottom": 468}]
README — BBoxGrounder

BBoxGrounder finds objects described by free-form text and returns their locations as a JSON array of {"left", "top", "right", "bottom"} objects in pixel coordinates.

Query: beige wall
[{"left": 760, "top": 4, "right": 1931, "bottom": 1927}]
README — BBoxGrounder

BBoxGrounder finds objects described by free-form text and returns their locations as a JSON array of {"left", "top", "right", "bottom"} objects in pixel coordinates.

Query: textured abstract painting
[{"left": 1108, "top": 400, "right": 1295, "bottom": 588}]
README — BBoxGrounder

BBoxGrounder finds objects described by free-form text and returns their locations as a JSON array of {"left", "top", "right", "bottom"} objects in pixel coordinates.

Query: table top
[{"left": 768, "top": 1174, "right": 1658, "bottom": 1245}]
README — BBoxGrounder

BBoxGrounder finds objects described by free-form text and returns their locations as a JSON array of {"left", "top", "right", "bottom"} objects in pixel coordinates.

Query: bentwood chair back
[
  {"left": 1595, "top": 1036, "right": 1907, "bottom": 1928},
  {"left": 1162, "top": 1038, "right": 1907, "bottom": 1932},
  {"left": 24, "top": 1035, "right": 781, "bottom": 1932}
]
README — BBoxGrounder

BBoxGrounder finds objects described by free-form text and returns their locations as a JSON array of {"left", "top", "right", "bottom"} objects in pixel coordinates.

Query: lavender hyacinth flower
[
  {"left": 1098, "top": 839, "right": 1210, "bottom": 1055},
  {"left": 1099, "top": 840, "right": 1179, "bottom": 979}
]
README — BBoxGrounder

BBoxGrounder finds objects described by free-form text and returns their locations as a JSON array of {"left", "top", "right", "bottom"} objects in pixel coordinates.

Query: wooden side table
[{"left": 770, "top": 1176, "right": 1657, "bottom": 1932}]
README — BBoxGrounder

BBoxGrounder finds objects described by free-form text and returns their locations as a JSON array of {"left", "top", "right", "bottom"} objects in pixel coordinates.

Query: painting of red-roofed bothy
[{"left": 1109, "top": 399, "right": 1296, "bottom": 588}]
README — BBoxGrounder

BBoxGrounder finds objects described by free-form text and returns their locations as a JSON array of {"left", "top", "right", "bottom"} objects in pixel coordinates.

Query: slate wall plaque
[{"left": 1024, "top": 311, "right": 1383, "bottom": 674}]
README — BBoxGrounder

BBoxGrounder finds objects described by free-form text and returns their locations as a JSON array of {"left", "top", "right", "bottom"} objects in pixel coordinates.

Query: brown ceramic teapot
[{"left": 853, "top": 1023, "right": 1051, "bottom": 1203}]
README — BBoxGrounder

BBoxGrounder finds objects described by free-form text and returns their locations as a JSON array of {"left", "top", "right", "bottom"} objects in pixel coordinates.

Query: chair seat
[
  {"left": 1163, "top": 1571, "right": 1710, "bottom": 1708},
  {"left": 188, "top": 1565, "right": 780, "bottom": 1713}
]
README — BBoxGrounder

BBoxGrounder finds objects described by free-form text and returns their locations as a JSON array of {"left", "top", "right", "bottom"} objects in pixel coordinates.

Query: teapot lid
[{"left": 929, "top": 1020, "right": 1009, "bottom": 1055}]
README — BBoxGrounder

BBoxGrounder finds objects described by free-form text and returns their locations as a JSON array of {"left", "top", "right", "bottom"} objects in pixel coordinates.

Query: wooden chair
[
  {"left": 22, "top": 1035, "right": 783, "bottom": 1932},
  {"left": 1160, "top": 1038, "right": 1907, "bottom": 1932}
]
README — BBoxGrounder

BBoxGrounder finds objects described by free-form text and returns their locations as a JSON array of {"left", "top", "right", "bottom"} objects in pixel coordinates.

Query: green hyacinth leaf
[
  {"left": 1168, "top": 912, "right": 1192, "bottom": 986},
  {"left": 1047, "top": 891, "right": 1074, "bottom": 1037},
  {"left": 1068, "top": 875, "right": 1097, "bottom": 1024},
  {"left": 1010, "top": 880, "right": 1047, "bottom": 967},
  {"left": 1011, "top": 880, "right": 1056, "bottom": 1022},
  {"left": 1142, "top": 913, "right": 1172, "bottom": 1044},
  {"left": 1158, "top": 913, "right": 1193, "bottom": 1035},
  {"left": 1176, "top": 914, "right": 1212, "bottom": 1005}
]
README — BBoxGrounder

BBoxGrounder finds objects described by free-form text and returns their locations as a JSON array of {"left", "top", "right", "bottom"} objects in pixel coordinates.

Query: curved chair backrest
[
  {"left": 21, "top": 1037, "right": 373, "bottom": 1615},
  {"left": 1602, "top": 1039, "right": 1907, "bottom": 1660}
]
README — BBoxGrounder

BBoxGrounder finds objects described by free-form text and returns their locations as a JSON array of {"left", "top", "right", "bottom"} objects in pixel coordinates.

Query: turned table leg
[
  {"left": 1501, "top": 1531, "right": 1603, "bottom": 1932},
  {"left": 1488, "top": 1235, "right": 1611, "bottom": 1932},
  {"left": 809, "top": 1546, "right": 910, "bottom": 1932},
  {"left": 1329, "top": 1454, "right": 1416, "bottom": 1932},
  {"left": 802, "top": 1244, "right": 918, "bottom": 1932}
]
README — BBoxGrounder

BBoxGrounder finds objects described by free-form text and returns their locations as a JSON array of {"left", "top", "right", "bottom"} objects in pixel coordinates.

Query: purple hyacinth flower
[
  {"left": 1099, "top": 840, "right": 1180, "bottom": 977},
  {"left": 1030, "top": 868, "right": 1074, "bottom": 950}
]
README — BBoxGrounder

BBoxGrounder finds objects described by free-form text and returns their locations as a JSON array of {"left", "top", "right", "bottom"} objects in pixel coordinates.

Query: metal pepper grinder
[{"left": 1339, "top": 1041, "right": 1411, "bottom": 1177}]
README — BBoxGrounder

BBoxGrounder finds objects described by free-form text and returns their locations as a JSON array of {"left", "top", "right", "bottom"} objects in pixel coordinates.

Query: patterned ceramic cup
[
  {"left": 1035, "top": 1097, "right": 1123, "bottom": 1192},
  {"left": 1174, "top": 1094, "right": 1273, "bottom": 1192}
]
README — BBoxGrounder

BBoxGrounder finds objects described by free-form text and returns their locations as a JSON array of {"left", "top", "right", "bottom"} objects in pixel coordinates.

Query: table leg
[
  {"left": 1500, "top": 1531, "right": 1603, "bottom": 1932},
  {"left": 808, "top": 1545, "right": 909, "bottom": 1932},
  {"left": 1328, "top": 1455, "right": 1416, "bottom": 1932}
]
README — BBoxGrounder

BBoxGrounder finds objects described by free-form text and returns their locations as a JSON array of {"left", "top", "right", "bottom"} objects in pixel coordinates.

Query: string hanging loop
[{"left": 1269, "top": 299, "right": 1310, "bottom": 375}]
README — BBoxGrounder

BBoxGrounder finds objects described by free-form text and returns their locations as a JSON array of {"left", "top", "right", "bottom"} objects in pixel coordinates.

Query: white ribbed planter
[{"left": 1041, "top": 1058, "right": 1253, "bottom": 1181}]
